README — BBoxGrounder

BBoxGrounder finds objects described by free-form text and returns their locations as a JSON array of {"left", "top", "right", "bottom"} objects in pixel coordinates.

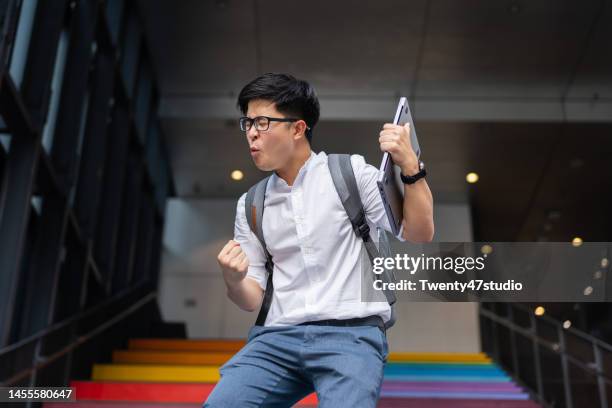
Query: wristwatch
[{"left": 400, "top": 160, "right": 427, "bottom": 185}]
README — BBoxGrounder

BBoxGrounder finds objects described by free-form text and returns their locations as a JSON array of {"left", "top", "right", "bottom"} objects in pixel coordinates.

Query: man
[{"left": 205, "top": 73, "right": 434, "bottom": 407}]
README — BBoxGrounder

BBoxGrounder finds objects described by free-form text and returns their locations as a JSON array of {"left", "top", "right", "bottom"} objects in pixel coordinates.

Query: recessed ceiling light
[
  {"left": 572, "top": 237, "right": 583, "bottom": 247},
  {"left": 569, "top": 158, "right": 584, "bottom": 169},
  {"left": 508, "top": 1, "right": 521, "bottom": 14},
  {"left": 563, "top": 320, "right": 571, "bottom": 329},
  {"left": 534, "top": 306, "right": 545, "bottom": 316},
  {"left": 231, "top": 170, "right": 244, "bottom": 181},
  {"left": 480, "top": 244, "right": 493, "bottom": 255},
  {"left": 466, "top": 172, "right": 479, "bottom": 183}
]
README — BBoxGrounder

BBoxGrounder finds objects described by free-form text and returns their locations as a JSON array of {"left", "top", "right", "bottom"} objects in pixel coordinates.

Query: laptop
[{"left": 377, "top": 97, "right": 421, "bottom": 238}]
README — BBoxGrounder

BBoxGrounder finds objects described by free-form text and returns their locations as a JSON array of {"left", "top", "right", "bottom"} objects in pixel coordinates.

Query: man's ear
[{"left": 292, "top": 120, "right": 308, "bottom": 140}]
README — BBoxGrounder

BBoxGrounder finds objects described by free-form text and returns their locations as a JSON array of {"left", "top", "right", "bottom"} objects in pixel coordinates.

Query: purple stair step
[
  {"left": 381, "top": 390, "right": 528, "bottom": 399},
  {"left": 377, "top": 397, "right": 541, "bottom": 408},
  {"left": 382, "top": 380, "right": 522, "bottom": 393}
]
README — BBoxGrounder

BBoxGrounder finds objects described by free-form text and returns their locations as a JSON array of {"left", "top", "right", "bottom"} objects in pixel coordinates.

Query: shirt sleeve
[
  {"left": 234, "top": 193, "right": 268, "bottom": 290},
  {"left": 350, "top": 154, "right": 406, "bottom": 242}
]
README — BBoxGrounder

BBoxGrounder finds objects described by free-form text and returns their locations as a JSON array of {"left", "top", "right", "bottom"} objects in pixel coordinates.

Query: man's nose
[{"left": 247, "top": 127, "right": 259, "bottom": 141}]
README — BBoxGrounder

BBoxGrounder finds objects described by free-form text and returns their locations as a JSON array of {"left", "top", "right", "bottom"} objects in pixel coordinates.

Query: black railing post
[
  {"left": 593, "top": 343, "right": 608, "bottom": 408},
  {"left": 557, "top": 325, "right": 573, "bottom": 408},
  {"left": 490, "top": 305, "right": 500, "bottom": 362},
  {"left": 507, "top": 304, "right": 520, "bottom": 377},
  {"left": 530, "top": 312, "right": 545, "bottom": 400}
]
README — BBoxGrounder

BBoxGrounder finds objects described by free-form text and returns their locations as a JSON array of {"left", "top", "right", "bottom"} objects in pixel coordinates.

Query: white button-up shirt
[{"left": 234, "top": 151, "right": 393, "bottom": 326}]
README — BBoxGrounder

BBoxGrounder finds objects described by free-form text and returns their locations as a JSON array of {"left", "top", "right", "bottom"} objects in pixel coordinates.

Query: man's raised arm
[{"left": 217, "top": 240, "right": 263, "bottom": 312}]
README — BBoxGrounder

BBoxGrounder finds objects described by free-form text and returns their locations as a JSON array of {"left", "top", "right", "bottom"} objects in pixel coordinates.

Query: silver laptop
[{"left": 377, "top": 97, "right": 421, "bottom": 238}]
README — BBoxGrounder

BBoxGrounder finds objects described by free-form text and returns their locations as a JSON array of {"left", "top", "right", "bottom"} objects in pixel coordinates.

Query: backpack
[{"left": 244, "top": 154, "right": 397, "bottom": 330}]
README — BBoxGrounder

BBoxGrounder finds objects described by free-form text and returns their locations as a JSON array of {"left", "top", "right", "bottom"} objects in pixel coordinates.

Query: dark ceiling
[{"left": 137, "top": 0, "right": 612, "bottom": 242}]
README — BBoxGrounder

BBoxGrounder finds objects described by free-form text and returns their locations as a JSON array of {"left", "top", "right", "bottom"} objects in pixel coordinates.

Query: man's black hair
[{"left": 237, "top": 73, "right": 320, "bottom": 143}]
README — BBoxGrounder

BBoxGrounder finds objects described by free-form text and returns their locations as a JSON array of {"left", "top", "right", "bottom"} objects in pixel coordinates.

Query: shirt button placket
[{"left": 292, "top": 189, "right": 304, "bottom": 238}]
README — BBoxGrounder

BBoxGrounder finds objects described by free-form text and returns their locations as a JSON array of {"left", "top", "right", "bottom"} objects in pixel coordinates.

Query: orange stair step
[
  {"left": 128, "top": 338, "right": 246, "bottom": 352},
  {"left": 113, "top": 350, "right": 234, "bottom": 365}
]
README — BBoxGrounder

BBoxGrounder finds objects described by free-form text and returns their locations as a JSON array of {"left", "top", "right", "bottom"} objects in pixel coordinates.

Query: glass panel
[
  {"left": 134, "top": 62, "right": 151, "bottom": 144},
  {"left": 9, "top": 0, "right": 39, "bottom": 88},
  {"left": 0, "top": 132, "right": 11, "bottom": 153},
  {"left": 30, "top": 195, "right": 42, "bottom": 215},
  {"left": 105, "top": 0, "right": 124, "bottom": 45},
  {"left": 68, "top": 87, "right": 90, "bottom": 208},
  {"left": 568, "top": 359, "right": 601, "bottom": 407},
  {"left": 41, "top": 29, "right": 69, "bottom": 154},
  {"left": 120, "top": 12, "right": 140, "bottom": 98}
]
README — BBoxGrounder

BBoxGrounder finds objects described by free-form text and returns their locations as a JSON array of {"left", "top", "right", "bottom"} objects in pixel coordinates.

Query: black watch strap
[{"left": 400, "top": 161, "right": 427, "bottom": 185}]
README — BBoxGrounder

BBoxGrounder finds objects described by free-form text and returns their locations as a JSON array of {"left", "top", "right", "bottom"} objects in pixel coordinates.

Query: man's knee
[{"left": 203, "top": 383, "right": 239, "bottom": 408}]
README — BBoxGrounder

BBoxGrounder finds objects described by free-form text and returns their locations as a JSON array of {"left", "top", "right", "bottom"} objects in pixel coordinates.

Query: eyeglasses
[{"left": 239, "top": 116, "right": 305, "bottom": 132}]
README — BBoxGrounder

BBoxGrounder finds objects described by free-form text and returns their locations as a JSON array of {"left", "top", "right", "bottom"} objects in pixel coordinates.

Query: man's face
[{"left": 245, "top": 99, "right": 296, "bottom": 171}]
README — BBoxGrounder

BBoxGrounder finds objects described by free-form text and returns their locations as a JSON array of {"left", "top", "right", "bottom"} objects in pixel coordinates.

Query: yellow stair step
[
  {"left": 128, "top": 339, "right": 246, "bottom": 352},
  {"left": 92, "top": 364, "right": 220, "bottom": 382},
  {"left": 113, "top": 350, "right": 490, "bottom": 366},
  {"left": 113, "top": 350, "right": 234, "bottom": 365},
  {"left": 387, "top": 352, "right": 491, "bottom": 363}
]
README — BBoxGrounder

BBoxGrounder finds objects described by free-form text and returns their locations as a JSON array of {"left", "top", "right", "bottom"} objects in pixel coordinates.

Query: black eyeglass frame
[{"left": 239, "top": 116, "right": 310, "bottom": 132}]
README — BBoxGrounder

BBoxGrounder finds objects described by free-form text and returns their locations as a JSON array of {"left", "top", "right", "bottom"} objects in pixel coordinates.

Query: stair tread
[
  {"left": 64, "top": 339, "right": 540, "bottom": 407},
  {"left": 45, "top": 398, "right": 541, "bottom": 408},
  {"left": 128, "top": 339, "right": 246, "bottom": 352},
  {"left": 71, "top": 380, "right": 528, "bottom": 403},
  {"left": 112, "top": 349, "right": 493, "bottom": 366}
]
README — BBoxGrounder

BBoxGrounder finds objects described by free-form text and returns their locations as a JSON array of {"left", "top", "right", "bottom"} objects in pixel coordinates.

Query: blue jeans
[{"left": 203, "top": 324, "right": 389, "bottom": 407}]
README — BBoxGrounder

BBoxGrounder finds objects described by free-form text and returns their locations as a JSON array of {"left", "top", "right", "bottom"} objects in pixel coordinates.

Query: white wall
[{"left": 159, "top": 197, "right": 480, "bottom": 352}]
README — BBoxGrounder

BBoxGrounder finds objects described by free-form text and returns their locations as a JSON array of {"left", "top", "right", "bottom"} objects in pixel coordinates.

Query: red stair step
[{"left": 71, "top": 381, "right": 318, "bottom": 405}]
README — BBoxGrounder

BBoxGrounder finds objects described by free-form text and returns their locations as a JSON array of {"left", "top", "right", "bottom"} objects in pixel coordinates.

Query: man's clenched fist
[{"left": 217, "top": 240, "right": 249, "bottom": 285}]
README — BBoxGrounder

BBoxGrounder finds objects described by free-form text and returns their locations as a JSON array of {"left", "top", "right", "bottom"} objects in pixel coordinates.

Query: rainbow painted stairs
[{"left": 44, "top": 338, "right": 542, "bottom": 407}]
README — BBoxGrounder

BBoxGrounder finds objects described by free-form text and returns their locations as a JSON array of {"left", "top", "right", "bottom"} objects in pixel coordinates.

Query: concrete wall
[{"left": 159, "top": 197, "right": 480, "bottom": 352}]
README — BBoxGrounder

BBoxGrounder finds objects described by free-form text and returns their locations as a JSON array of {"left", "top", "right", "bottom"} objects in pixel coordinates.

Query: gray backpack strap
[
  {"left": 328, "top": 154, "right": 397, "bottom": 329},
  {"left": 244, "top": 176, "right": 274, "bottom": 326}
]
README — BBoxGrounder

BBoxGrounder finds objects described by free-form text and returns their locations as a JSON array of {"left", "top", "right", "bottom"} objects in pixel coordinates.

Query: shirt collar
[{"left": 271, "top": 150, "right": 319, "bottom": 188}]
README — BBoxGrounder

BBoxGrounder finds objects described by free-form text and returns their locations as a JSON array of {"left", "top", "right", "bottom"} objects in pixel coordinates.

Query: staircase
[{"left": 44, "top": 338, "right": 541, "bottom": 407}]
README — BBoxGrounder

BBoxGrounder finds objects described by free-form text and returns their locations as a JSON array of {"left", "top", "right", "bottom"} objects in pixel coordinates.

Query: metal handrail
[
  {"left": 2, "top": 291, "right": 156, "bottom": 386},
  {"left": 0, "top": 282, "right": 149, "bottom": 357},
  {"left": 480, "top": 308, "right": 612, "bottom": 383},
  {"left": 480, "top": 303, "right": 612, "bottom": 408},
  {"left": 512, "top": 303, "right": 612, "bottom": 354}
]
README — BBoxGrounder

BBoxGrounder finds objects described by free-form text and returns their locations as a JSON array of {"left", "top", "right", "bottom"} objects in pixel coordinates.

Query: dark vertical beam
[
  {"left": 0, "top": 73, "right": 39, "bottom": 347},
  {"left": 120, "top": 8, "right": 140, "bottom": 99},
  {"left": 132, "top": 193, "right": 154, "bottom": 284},
  {"left": 148, "top": 217, "right": 164, "bottom": 288},
  {"left": 133, "top": 60, "right": 151, "bottom": 145},
  {"left": 0, "top": 0, "right": 21, "bottom": 69},
  {"left": 94, "top": 87, "right": 129, "bottom": 285},
  {"left": 110, "top": 149, "right": 142, "bottom": 294},
  {"left": 0, "top": 140, "right": 6, "bottom": 184},
  {"left": 20, "top": 0, "right": 68, "bottom": 126},
  {"left": 104, "top": 0, "right": 125, "bottom": 47},
  {"left": 74, "top": 49, "right": 114, "bottom": 238},
  {"left": 50, "top": 0, "right": 97, "bottom": 192},
  {"left": 11, "top": 0, "right": 100, "bottom": 342},
  {"left": 16, "top": 194, "right": 69, "bottom": 339},
  {"left": 54, "top": 226, "right": 88, "bottom": 322}
]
